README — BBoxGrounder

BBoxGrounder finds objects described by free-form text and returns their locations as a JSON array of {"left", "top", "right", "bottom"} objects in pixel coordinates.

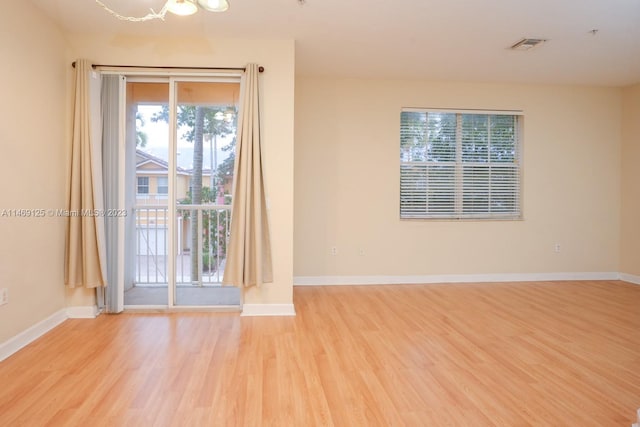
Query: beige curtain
[
  {"left": 65, "top": 59, "right": 107, "bottom": 288},
  {"left": 223, "top": 64, "right": 273, "bottom": 288}
]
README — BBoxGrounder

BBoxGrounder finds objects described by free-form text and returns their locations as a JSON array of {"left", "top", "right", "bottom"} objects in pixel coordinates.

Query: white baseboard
[
  {"left": 0, "top": 309, "right": 68, "bottom": 362},
  {"left": 619, "top": 273, "right": 640, "bottom": 285},
  {"left": 241, "top": 303, "right": 296, "bottom": 317},
  {"left": 66, "top": 305, "right": 100, "bottom": 319},
  {"left": 0, "top": 305, "right": 99, "bottom": 362},
  {"left": 294, "top": 272, "right": 620, "bottom": 286}
]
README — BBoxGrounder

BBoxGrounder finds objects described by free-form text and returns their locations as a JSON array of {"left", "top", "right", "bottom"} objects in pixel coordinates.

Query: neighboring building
[
  {"left": 135, "top": 149, "right": 233, "bottom": 254},
  {"left": 136, "top": 149, "right": 191, "bottom": 205},
  {"left": 136, "top": 150, "right": 193, "bottom": 252},
  {"left": 136, "top": 149, "right": 233, "bottom": 205}
]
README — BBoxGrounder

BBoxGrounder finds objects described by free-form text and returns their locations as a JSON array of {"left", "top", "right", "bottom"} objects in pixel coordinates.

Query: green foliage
[
  {"left": 202, "top": 206, "right": 230, "bottom": 272},
  {"left": 462, "top": 114, "right": 516, "bottom": 163},
  {"left": 400, "top": 111, "right": 456, "bottom": 162},
  {"left": 152, "top": 104, "right": 238, "bottom": 200},
  {"left": 136, "top": 111, "right": 148, "bottom": 147},
  {"left": 151, "top": 103, "right": 237, "bottom": 282},
  {"left": 215, "top": 137, "right": 236, "bottom": 184},
  {"left": 400, "top": 111, "right": 426, "bottom": 161},
  {"left": 179, "top": 186, "right": 230, "bottom": 273},
  {"left": 400, "top": 112, "right": 516, "bottom": 163},
  {"left": 151, "top": 105, "right": 236, "bottom": 142}
]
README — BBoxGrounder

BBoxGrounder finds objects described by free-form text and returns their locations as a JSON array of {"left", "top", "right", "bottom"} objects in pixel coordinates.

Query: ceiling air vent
[{"left": 509, "top": 38, "right": 547, "bottom": 51}]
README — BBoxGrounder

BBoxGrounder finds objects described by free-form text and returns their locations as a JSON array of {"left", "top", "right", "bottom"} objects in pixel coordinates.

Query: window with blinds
[{"left": 400, "top": 109, "right": 522, "bottom": 219}]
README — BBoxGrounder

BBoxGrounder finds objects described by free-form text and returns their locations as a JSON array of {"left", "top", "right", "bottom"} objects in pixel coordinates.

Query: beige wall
[
  {"left": 0, "top": 2, "right": 69, "bottom": 343},
  {"left": 295, "top": 78, "right": 622, "bottom": 278},
  {"left": 65, "top": 34, "right": 295, "bottom": 305},
  {"left": 621, "top": 84, "right": 640, "bottom": 276}
]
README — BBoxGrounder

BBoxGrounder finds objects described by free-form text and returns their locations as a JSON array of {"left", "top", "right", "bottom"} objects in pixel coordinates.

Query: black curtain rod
[{"left": 71, "top": 62, "right": 264, "bottom": 73}]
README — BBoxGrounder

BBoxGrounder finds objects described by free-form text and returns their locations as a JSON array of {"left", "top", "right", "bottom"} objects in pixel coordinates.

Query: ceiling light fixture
[
  {"left": 167, "top": 0, "right": 198, "bottom": 16},
  {"left": 95, "top": 0, "right": 229, "bottom": 22},
  {"left": 197, "top": 0, "right": 230, "bottom": 12}
]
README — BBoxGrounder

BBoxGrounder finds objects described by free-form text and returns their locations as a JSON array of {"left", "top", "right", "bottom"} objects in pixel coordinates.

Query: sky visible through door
[{"left": 137, "top": 105, "right": 235, "bottom": 170}]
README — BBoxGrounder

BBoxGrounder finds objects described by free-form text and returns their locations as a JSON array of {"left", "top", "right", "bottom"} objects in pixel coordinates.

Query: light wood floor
[{"left": 1, "top": 280, "right": 639, "bottom": 426}]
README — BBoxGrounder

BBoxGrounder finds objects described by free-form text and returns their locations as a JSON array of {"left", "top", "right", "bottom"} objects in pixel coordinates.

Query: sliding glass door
[{"left": 122, "top": 76, "right": 241, "bottom": 308}]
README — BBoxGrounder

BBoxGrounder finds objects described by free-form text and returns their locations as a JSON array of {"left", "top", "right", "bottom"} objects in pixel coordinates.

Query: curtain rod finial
[
  {"left": 71, "top": 61, "right": 96, "bottom": 69},
  {"left": 258, "top": 66, "right": 264, "bottom": 73}
]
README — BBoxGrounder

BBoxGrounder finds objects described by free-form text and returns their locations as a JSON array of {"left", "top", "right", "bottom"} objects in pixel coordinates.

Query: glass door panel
[
  {"left": 174, "top": 80, "right": 241, "bottom": 306},
  {"left": 125, "top": 82, "right": 170, "bottom": 306}
]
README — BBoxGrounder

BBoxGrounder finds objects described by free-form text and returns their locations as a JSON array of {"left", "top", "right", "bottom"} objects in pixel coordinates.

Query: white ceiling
[{"left": 31, "top": 0, "right": 640, "bottom": 86}]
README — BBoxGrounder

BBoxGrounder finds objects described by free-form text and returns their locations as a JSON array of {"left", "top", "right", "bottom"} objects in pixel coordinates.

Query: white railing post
[
  {"left": 197, "top": 208, "right": 203, "bottom": 286},
  {"left": 134, "top": 204, "right": 230, "bottom": 288}
]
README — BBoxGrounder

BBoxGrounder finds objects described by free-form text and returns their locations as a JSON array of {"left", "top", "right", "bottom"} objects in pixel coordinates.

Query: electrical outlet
[
  {"left": 331, "top": 246, "right": 338, "bottom": 256},
  {"left": 0, "top": 288, "right": 8, "bottom": 306},
  {"left": 358, "top": 248, "right": 365, "bottom": 256},
  {"left": 554, "top": 243, "right": 561, "bottom": 253}
]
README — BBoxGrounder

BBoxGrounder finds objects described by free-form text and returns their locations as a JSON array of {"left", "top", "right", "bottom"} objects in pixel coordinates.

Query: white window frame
[
  {"left": 156, "top": 176, "right": 169, "bottom": 195},
  {"left": 400, "top": 108, "right": 523, "bottom": 220},
  {"left": 137, "top": 176, "right": 149, "bottom": 194}
]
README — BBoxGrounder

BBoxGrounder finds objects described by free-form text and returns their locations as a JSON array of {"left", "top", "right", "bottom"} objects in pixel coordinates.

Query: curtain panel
[
  {"left": 65, "top": 59, "right": 107, "bottom": 288},
  {"left": 223, "top": 64, "right": 273, "bottom": 288}
]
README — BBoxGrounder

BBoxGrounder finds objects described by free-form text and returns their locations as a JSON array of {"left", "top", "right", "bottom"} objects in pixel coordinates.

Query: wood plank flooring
[{"left": 1, "top": 280, "right": 640, "bottom": 426}]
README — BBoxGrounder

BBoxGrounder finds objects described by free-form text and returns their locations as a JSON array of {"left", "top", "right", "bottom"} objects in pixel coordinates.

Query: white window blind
[{"left": 400, "top": 109, "right": 522, "bottom": 219}]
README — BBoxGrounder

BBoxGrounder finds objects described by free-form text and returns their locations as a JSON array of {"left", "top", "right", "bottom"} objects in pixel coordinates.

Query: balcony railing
[{"left": 135, "top": 204, "right": 231, "bottom": 286}]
